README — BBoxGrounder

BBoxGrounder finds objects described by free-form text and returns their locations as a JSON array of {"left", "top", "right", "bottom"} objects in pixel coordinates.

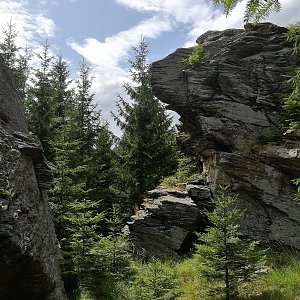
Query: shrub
[
  {"left": 182, "top": 44, "right": 209, "bottom": 68},
  {"left": 160, "top": 153, "right": 202, "bottom": 187},
  {"left": 128, "top": 259, "right": 180, "bottom": 300}
]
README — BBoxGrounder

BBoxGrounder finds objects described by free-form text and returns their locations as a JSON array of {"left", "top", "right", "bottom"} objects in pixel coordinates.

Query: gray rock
[
  {"left": 128, "top": 188, "right": 204, "bottom": 257},
  {"left": 0, "top": 56, "right": 66, "bottom": 299},
  {"left": 150, "top": 23, "right": 300, "bottom": 249}
]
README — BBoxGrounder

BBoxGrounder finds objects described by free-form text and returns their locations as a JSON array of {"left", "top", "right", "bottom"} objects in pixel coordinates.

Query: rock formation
[
  {"left": 146, "top": 22, "right": 300, "bottom": 252},
  {"left": 128, "top": 184, "right": 212, "bottom": 256},
  {"left": 0, "top": 56, "right": 66, "bottom": 299}
]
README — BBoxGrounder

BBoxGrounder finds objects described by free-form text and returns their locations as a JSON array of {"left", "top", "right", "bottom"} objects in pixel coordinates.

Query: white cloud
[
  {"left": 67, "top": 0, "right": 300, "bottom": 134},
  {"left": 1, "top": 0, "right": 299, "bottom": 135},
  {"left": 0, "top": 0, "right": 56, "bottom": 49},
  {"left": 68, "top": 15, "right": 174, "bottom": 135}
]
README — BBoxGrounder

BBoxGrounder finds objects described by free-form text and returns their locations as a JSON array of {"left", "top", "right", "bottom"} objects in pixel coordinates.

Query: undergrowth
[{"left": 78, "top": 249, "right": 300, "bottom": 300}]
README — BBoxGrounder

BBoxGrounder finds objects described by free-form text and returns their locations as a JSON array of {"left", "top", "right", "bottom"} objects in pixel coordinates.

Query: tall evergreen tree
[
  {"left": 26, "top": 39, "right": 55, "bottom": 160},
  {"left": 0, "top": 20, "right": 31, "bottom": 100},
  {"left": 51, "top": 55, "right": 73, "bottom": 128},
  {"left": 0, "top": 19, "right": 19, "bottom": 69},
  {"left": 74, "top": 58, "right": 100, "bottom": 152},
  {"left": 195, "top": 188, "right": 266, "bottom": 300},
  {"left": 88, "top": 123, "right": 117, "bottom": 213},
  {"left": 50, "top": 116, "right": 106, "bottom": 299},
  {"left": 113, "top": 38, "right": 178, "bottom": 210},
  {"left": 73, "top": 59, "right": 116, "bottom": 213}
]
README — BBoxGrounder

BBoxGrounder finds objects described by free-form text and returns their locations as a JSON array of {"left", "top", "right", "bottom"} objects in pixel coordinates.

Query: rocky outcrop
[
  {"left": 0, "top": 56, "right": 66, "bottom": 299},
  {"left": 150, "top": 23, "right": 300, "bottom": 249},
  {"left": 128, "top": 184, "right": 212, "bottom": 256}
]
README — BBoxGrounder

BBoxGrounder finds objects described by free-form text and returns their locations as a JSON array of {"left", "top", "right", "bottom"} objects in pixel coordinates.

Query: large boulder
[
  {"left": 0, "top": 56, "right": 66, "bottom": 299},
  {"left": 128, "top": 186, "right": 212, "bottom": 257},
  {"left": 128, "top": 188, "right": 209, "bottom": 257},
  {"left": 150, "top": 23, "right": 300, "bottom": 249}
]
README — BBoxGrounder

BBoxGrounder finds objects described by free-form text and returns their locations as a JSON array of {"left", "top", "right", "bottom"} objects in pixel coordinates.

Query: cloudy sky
[{"left": 0, "top": 0, "right": 299, "bottom": 134}]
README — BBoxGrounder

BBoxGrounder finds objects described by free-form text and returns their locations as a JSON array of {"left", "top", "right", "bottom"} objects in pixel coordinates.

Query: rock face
[
  {"left": 0, "top": 56, "right": 66, "bottom": 299},
  {"left": 150, "top": 23, "right": 300, "bottom": 250},
  {"left": 128, "top": 185, "right": 212, "bottom": 256}
]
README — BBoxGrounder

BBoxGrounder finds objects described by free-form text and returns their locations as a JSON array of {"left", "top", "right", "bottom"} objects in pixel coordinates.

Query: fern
[
  {"left": 212, "top": 0, "right": 281, "bottom": 23},
  {"left": 245, "top": 0, "right": 281, "bottom": 23},
  {"left": 212, "top": 0, "right": 239, "bottom": 15},
  {"left": 285, "top": 23, "right": 300, "bottom": 54}
]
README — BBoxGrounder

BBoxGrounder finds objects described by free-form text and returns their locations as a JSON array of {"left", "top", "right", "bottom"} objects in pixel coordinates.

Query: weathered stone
[
  {"left": 128, "top": 187, "right": 204, "bottom": 256},
  {"left": 0, "top": 55, "right": 66, "bottom": 299},
  {"left": 150, "top": 23, "right": 300, "bottom": 249}
]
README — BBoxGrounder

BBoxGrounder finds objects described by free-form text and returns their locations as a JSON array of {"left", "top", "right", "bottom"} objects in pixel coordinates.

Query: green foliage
[
  {"left": 113, "top": 38, "right": 178, "bottom": 209},
  {"left": 212, "top": 0, "right": 281, "bottom": 23},
  {"left": 283, "top": 67, "right": 300, "bottom": 130},
  {"left": 244, "top": 0, "right": 281, "bottom": 23},
  {"left": 129, "top": 260, "right": 180, "bottom": 300},
  {"left": 176, "top": 258, "right": 211, "bottom": 300},
  {"left": 160, "top": 153, "right": 202, "bottom": 187},
  {"left": 257, "top": 129, "right": 283, "bottom": 144},
  {"left": 282, "top": 23, "right": 300, "bottom": 210},
  {"left": 0, "top": 175, "right": 9, "bottom": 199},
  {"left": 241, "top": 251, "right": 300, "bottom": 300},
  {"left": 0, "top": 20, "right": 31, "bottom": 100},
  {"left": 182, "top": 44, "right": 209, "bottom": 68},
  {"left": 195, "top": 188, "right": 267, "bottom": 300},
  {"left": 285, "top": 23, "right": 300, "bottom": 54},
  {"left": 26, "top": 39, "right": 55, "bottom": 159},
  {"left": 292, "top": 178, "right": 300, "bottom": 203},
  {"left": 0, "top": 19, "right": 20, "bottom": 69}
]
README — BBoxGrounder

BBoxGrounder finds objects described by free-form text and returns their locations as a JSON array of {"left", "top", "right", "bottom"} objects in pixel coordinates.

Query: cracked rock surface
[
  {"left": 0, "top": 56, "right": 66, "bottom": 299},
  {"left": 150, "top": 23, "right": 300, "bottom": 249},
  {"left": 128, "top": 185, "right": 211, "bottom": 257}
]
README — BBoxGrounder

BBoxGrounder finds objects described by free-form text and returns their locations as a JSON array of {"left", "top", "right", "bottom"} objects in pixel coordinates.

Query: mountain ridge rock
[{"left": 149, "top": 22, "right": 300, "bottom": 251}]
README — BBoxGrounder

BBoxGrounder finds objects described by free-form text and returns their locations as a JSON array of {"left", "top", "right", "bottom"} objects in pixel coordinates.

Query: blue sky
[{"left": 0, "top": 0, "right": 300, "bottom": 134}]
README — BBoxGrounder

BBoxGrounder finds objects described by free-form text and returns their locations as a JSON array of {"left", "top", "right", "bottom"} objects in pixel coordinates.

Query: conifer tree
[
  {"left": 0, "top": 20, "right": 31, "bottom": 100},
  {"left": 74, "top": 59, "right": 100, "bottom": 152},
  {"left": 26, "top": 39, "right": 55, "bottom": 160},
  {"left": 51, "top": 55, "right": 73, "bottom": 128},
  {"left": 50, "top": 116, "right": 106, "bottom": 299},
  {"left": 73, "top": 59, "right": 116, "bottom": 213},
  {"left": 113, "top": 38, "right": 178, "bottom": 209},
  {"left": 195, "top": 188, "right": 266, "bottom": 300},
  {"left": 88, "top": 123, "right": 116, "bottom": 213},
  {"left": 0, "top": 19, "right": 19, "bottom": 69}
]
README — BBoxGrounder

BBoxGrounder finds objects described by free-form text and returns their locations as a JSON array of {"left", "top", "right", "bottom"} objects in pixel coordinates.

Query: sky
[{"left": 0, "top": 0, "right": 300, "bottom": 135}]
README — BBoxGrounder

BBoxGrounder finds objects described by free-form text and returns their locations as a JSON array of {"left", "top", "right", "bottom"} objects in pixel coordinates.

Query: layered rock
[
  {"left": 128, "top": 184, "right": 212, "bottom": 256},
  {"left": 0, "top": 56, "right": 66, "bottom": 299},
  {"left": 150, "top": 23, "right": 300, "bottom": 249}
]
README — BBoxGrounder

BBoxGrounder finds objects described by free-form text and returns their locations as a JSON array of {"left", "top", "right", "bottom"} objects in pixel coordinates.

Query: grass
[
  {"left": 77, "top": 249, "right": 300, "bottom": 300},
  {"left": 246, "top": 255, "right": 300, "bottom": 300}
]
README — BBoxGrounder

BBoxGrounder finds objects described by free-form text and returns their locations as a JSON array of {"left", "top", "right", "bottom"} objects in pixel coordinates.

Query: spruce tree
[
  {"left": 0, "top": 19, "right": 19, "bottom": 69},
  {"left": 195, "top": 188, "right": 266, "bottom": 300},
  {"left": 0, "top": 20, "right": 31, "bottom": 100},
  {"left": 51, "top": 55, "right": 73, "bottom": 128},
  {"left": 113, "top": 38, "right": 178, "bottom": 209},
  {"left": 74, "top": 59, "right": 100, "bottom": 152},
  {"left": 26, "top": 39, "right": 55, "bottom": 160}
]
